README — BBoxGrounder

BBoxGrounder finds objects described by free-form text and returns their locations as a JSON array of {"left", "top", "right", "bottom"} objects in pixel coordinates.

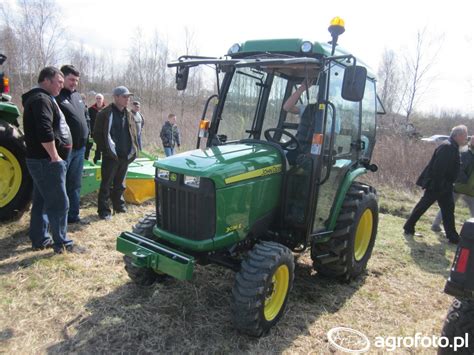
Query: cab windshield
[{"left": 218, "top": 66, "right": 320, "bottom": 143}]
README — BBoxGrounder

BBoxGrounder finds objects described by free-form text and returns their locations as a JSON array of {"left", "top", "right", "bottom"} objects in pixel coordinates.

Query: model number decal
[
  {"left": 224, "top": 164, "right": 282, "bottom": 184},
  {"left": 225, "top": 223, "right": 243, "bottom": 233}
]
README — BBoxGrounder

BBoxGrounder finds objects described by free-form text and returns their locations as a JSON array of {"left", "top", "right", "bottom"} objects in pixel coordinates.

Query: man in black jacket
[
  {"left": 93, "top": 86, "right": 138, "bottom": 220},
  {"left": 160, "top": 113, "right": 180, "bottom": 156},
  {"left": 404, "top": 125, "right": 468, "bottom": 244},
  {"left": 22, "top": 67, "right": 84, "bottom": 254},
  {"left": 56, "top": 65, "right": 90, "bottom": 224}
]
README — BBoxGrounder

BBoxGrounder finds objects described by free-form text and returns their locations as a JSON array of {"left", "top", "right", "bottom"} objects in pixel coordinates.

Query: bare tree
[
  {"left": 397, "top": 27, "right": 443, "bottom": 121},
  {"left": 377, "top": 48, "right": 400, "bottom": 114},
  {"left": 0, "top": 0, "right": 64, "bottom": 95}
]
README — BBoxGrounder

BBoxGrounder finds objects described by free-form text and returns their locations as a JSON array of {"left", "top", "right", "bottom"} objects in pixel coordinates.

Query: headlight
[
  {"left": 157, "top": 169, "right": 169, "bottom": 180},
  {"left": 184, "top": 175, "right": 200, "bottom": 188},
  {"left": 300, "top": 41, "right": 313, "bottom": 53},
  {"left": 228, "top": 43, "right": 241, "bottom": 55}
]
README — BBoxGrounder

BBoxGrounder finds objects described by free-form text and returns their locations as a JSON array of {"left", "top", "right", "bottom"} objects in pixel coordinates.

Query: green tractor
[
  {"left": 117, "top": 18, "right": 383, "bottom": 336},
  {"left": 0, "top": 54, "right": 33, "bottom": 220}
]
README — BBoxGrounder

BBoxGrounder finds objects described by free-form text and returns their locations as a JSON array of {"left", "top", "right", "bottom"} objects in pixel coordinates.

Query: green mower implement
[{"left": 117, "top": 17, "right": 384, "bottom": 336}]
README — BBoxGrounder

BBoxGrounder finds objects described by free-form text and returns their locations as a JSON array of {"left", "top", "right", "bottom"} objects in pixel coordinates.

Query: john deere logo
[{"left": 170, "top": 173, "right": 177, "bottom": 182}]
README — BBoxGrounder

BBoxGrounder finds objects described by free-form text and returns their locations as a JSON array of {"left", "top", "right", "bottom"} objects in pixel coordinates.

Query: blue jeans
[
  {"left": 26, "top": 158, "right": 73, "bottom": 251},
  {"left": 66, "top": 146, "right": 85, "bottom": 222},
  {"left": 164, "top": 147, "right": 174, "bottom": 157},
  {"left": 137, "top": 134, "right": 143, "bottom": 151}
]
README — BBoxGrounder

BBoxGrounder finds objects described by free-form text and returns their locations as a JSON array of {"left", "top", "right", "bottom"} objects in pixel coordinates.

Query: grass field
[{"left": 0, "top": 187, "right": 468, "bottom": 354}]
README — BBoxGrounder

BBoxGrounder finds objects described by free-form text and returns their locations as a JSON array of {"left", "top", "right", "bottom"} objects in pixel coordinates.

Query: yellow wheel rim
[
  {"left": 354, "top": 209, "right": 373, "bottom": 261},
  {"left": 0, "top": 146, "right": 22, "bottom": 208},
  {"left": 264, "top": 264, "right": 289, "bottom": 321}
]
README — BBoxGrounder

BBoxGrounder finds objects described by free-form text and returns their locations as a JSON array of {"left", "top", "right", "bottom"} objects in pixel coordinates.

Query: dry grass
[{"left": 0, "top": 189, "right": 467, "bottom": 354}]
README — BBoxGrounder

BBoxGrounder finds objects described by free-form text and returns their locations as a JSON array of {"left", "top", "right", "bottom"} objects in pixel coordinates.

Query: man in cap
[{"left": 93, "top": 86, "right": 139, "bottom": 220}]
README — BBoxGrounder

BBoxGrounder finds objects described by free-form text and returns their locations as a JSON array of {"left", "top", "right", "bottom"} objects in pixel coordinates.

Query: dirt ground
[{"left": 0, "top": 192, "right": 460, "bottom": 354}]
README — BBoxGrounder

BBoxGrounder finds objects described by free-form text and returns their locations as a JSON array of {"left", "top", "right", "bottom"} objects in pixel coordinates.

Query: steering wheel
[{"left": 264, "top": 128, "right": 300, "bottom": 151}]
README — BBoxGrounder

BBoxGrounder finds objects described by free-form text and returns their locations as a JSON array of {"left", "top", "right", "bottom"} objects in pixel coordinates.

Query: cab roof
[{"left": 232, "top": 38, "right": 375, "bottom": 79}]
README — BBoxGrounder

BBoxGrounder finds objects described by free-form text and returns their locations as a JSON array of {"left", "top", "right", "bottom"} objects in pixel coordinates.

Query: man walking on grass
[{"left": 404, "top": 125, "right": 468, "bottom": 244}]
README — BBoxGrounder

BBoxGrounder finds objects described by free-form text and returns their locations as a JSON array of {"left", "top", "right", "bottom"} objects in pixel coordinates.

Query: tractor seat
[{"left": 286, "top": 104, "right": 318, "bottom": 165}]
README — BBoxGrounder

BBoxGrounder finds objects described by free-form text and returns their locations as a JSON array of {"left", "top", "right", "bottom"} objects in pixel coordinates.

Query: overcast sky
[{"left": 30, "top": 0, "right": 474, "bottom": 114}]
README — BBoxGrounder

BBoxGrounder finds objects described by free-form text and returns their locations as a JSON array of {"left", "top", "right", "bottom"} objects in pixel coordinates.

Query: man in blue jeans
[
  {"left": 56, "top": 65, "right": 90, "bottom": 224},
  {"left": 160, "top": 113, "right": 181, "bottom": 156},
  {"left": 22, "top": 67, "right": 85, "bottom": 254}
]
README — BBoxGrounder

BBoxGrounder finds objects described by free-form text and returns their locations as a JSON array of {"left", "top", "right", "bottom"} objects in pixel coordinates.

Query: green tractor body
[
  {"left": 0, "top": 56, "right": 33, "bottom": 220},
  {"left": 116, "top": 20, "right": 382, "bottom": 336}
]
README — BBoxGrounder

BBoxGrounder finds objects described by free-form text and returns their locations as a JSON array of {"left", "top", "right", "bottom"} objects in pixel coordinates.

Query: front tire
[
  {"left": 311, "top": 182, "right": 378, "bottom": 281},
  {"left": 231, "top": 241, "right": 295, "bottom": 337},
  {"left": 0, "top": 125, "right": 32, "bottom": 221},
  {"left": 124, "top": 212, "right": 167, "bottom": 286}
]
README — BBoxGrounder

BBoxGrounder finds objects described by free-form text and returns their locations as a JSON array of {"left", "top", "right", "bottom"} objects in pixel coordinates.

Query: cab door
[{"left": 313, "top": 64, "right": 361, "bottom": 230}]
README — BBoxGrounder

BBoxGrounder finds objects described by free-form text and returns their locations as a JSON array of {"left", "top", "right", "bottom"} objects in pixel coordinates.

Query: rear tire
[
  {"left": 124, "top": 212, "right": 167, "bottom": 286},
  {"left": 438, "top": 298, "right": 474, "bottom": 354},
  {"left": 0, "top": 125, "right": 32, "bottom": 221},
  {"left": 231, "top": 241, "right": 294, "bottom": 337},
  {"left": 311, "top": 182, "right": 378, "bottom": 281}
]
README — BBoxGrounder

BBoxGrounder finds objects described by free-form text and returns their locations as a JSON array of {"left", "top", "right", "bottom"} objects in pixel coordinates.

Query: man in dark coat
[
  {"left": 160, "top": 113, "right": 180, "bottom": 156},
  {"left": 404, "top": 125, "right": 468, "bottom": 244},
  {"left": 93, "top": 86, "right": 138, "bottom": 220},
  {"left": 22, "top": 67, "right": 84, "bottom": 254},
  {"left": 56, "top": 65, "right": 90, "bottom": 224}
]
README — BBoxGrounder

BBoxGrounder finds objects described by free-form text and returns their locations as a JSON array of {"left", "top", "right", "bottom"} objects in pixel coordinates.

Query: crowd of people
[{"left": 22, "top": 65, "right": 181, "bottom": 254}]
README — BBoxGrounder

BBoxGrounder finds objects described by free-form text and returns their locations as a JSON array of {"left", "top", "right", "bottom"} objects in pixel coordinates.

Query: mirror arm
[{"left": 197, "top": 94, "right": 219, "bottom": 149}]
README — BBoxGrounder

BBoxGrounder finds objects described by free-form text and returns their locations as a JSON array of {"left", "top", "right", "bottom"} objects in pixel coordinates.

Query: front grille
[{"left": 156, "top": 176, "right": 216, "bottom": 241}]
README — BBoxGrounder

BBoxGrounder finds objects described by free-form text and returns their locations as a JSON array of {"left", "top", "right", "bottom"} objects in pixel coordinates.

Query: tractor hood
[{"left": 154, "top": 143, "right": 283, "bottom": 188}]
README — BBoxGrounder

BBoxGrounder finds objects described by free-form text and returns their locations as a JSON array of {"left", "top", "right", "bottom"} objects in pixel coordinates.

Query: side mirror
[
  {"left": 341, "top": 65, "right": 367, "bottom": 102},
  {"left": 176, "top": 65, "right": 189, "bottom": 91}
]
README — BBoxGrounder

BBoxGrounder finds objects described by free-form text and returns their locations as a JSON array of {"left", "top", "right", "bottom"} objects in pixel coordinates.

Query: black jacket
[
  {"left": 22, "top": 87, "right": 72, "bottom": 160},
  {"left": 88, "top": 102, "right": 105, "bottom": 135},
  {"left": 93, "top": 103, "right": 138, "bottom": 161},
  {"left": 56, "top": 88, "right": 90, "bottom": 149},
  {"left": 416, "top": 137, "right": 460, "bottom": 193},
  {"left": 160, "top": 121, "right": 180, "bottom": 148}
]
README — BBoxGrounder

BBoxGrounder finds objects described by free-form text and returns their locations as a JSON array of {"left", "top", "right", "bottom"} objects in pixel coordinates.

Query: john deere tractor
[
  {"left": 117, "top": 18, "right": 383, "bottom": 336},
  {"left": 0, "top": 54, "right": 32, "bottom": 220}
]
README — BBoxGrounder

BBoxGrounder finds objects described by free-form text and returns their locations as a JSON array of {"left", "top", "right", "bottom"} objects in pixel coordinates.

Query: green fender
[{"left": 326, "top": 167, "right": 367, "bottom": 231}]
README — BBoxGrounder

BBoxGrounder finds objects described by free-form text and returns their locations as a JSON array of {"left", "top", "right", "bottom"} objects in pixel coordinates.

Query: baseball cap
[{"left": 112, "top": 86, "right": 133, "bottom": 96}]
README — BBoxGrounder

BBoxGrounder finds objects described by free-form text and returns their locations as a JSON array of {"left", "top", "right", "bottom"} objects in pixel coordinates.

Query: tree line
[{"left": 1, "top": 0, "right": 471, "bottom": 150}]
